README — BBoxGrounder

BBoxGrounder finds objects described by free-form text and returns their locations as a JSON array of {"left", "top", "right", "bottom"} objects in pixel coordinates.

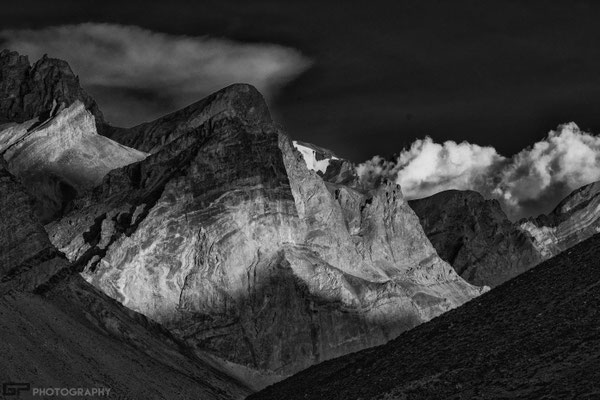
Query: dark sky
[{"left": 3, "top": 0, "right": 600, "bottom": 161}]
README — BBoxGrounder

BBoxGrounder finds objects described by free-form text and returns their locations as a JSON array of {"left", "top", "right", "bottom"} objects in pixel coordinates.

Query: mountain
[
  {"left": 0, "top": 49, "right": 103, "bottom": 125},
  {"left": 0, "top": 50, "right": 147, "bottom": 222},
  {"left": 519, "top": 181, "right": 600, "bottom": 259},
  {"left": 409, "top": 190, "right": 543, "bottom": 287},
  {"left": 409, "top": 183, "right": 600, "bottom": 288},
  {"left": 0, "top": 101, "right": 147, "bottom": 222},
  {"left": 251, "top": 232, "right": 600, "bottom": 400},
  {"left": 0, "top": 158, "right": 251, "bottom": 400},
  {"left": 42, "top": 77, "right": 485, "bottom": 386}
]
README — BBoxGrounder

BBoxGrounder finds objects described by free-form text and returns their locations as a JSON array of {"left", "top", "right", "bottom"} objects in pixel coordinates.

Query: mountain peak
[
  {"left": 0, "top": 49, "right": 104, "bottom": 125},
  {"left": 103, "top": 82, "right": 272, "bottom": 153}
]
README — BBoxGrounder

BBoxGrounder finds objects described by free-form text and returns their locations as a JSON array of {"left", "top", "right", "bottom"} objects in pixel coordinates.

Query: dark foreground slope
[
  {"left": 0, "top": 160, "right": 250, "bottom": 400},
  {"left": 252, "top": 233, "right": 600, "bottom": 400}
]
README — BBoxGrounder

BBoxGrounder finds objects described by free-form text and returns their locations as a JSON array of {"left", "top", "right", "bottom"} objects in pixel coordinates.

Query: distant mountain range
[{"left": 1, "top": 49, "right": 599, "bottom": 399}]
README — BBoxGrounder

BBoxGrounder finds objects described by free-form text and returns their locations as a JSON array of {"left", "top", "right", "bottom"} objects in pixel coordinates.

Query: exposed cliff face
[
  {"left": 0, "top": 101, "right": 147, "bottom": 222},
  {"left": 409, "top": 190, "right": 543, "bottom": 287},
  {"left": 0, "top": 49, "right": 103, "bottom": 125},
  {"left": 47, "top": 83, "right": 484, "bottom": 386},
  {"left": 519, "top": 181, "right": 600, "bottom": 259},
  {"left": 251, "top": 232, "right": 600, "bottom": 400},
  {"left": 0, "top": 160, "right": 251, "bottom": 400}
]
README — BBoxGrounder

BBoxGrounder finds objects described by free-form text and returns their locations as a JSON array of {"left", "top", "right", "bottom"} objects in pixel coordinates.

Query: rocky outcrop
[
  {"left": 251, "top": 232, "right": 600, "bottom": 400},
  {"left": 0, "top": 153, "right": 251, "bottom": 400},
  {"left": 409, "top": 190, "right": 543, "bottom": 287},
  {"left": 0, "top": 49, "right": 103, "bottom": 125},
  {"left": 519, "top": 181, "right": 600, "bottom": 259},
  {"left": 47, "top": 83, "right": 484, "bottom": 387},
  {"left": 0, "top": 101, "right": 147, "bottom": 222}
]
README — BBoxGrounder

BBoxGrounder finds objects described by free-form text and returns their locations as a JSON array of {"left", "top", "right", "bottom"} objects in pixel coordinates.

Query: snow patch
[{"left": 292, "top": 141, "right": 338, "bottom": 174}]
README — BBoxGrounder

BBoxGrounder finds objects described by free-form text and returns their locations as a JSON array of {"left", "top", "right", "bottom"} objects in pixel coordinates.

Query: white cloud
[
  {"left": 0, "top": 23, "right": 312, "bottom": 126},
  {"left": 358, "top": 123, "right": 600, "bottom": 220}
]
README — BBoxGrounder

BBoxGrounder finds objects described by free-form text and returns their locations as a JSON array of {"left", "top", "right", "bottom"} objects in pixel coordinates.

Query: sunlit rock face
[
  {"left": 47, "top": 83, "right": 484, "bottom": 386},
  {"left": 519, "top": 181, "right": 600, "bottom": 259},
  {"left": 0, "top": 101, "right": 147, "bottom": 222},
  {"left": 409, "top": 190, "right": 543, "bottom": 287},
  {"left": 0, "top": 49, "right": 103, "bottom": 124}
]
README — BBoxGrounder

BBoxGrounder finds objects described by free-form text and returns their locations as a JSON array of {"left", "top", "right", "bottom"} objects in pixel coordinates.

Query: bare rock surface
[
  {"left": 0, "top": 101, "right": 147, "bottom": 222},
  {"left": 47, "top": 84, "right": 484, "bottom": 387},
  {"left": 409, "top": 190, "right": 543, "bottom": 287},
  {"left": 0, "top": 157, "right": 251, "bottom": 400},
  {"left": 251, "top": 232, "right": 600, "bottom": 400},
  {"left": 0, "top": 49, "right": 103, "bottom": 124},
  {"left": 519, "top": 181, "right": 600, "bottom": 259}
]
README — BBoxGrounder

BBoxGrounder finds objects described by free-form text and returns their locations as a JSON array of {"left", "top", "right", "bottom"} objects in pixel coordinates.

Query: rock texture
[
  {"left": 0, "top": 49, "right": 103, "bottom": 125},
  {"left": 0, "top": 100, "right": 147, "bottom": 222},
  {"left": 519, "top": 181, "right": 600, "bottom": 259},
  {"left": 251, "top": 232, "right": 600, "bottom": 400},
  {"left": 47, "top": 83, "right": 484, "bottom": 386},
  {"left": 0, "top": 159, "right": 251, "bottom": 400},
  {"left": 409, "top": 190, "right": 543, "bottom": 287}
]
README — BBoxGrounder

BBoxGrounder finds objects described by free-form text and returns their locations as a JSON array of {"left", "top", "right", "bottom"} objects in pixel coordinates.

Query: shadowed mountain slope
[
  {"left": 409, "top": 190, "right": 543, "bottom": 287},
  {"left": 409, "top": 183, "right": 600, "bottom": 288},
  {"left": 251, "top": 232, "right": 600, "bottom": 400}
]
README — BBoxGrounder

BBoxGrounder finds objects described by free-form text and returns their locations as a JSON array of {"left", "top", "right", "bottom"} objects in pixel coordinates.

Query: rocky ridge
[
  {"left": 46, "top": 81, "right": 484, "bottom": 387},
  {"left": 251, "top": 232, "right": 600, "bottom": 400}
]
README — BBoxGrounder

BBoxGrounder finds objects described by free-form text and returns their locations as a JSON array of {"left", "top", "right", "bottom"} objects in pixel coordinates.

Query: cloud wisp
[
  {"left": 0, "top": 23, "right": 312, "bottom": 126},
  {"left": 358, "top": 123, "right": 600, "bottom": 220}
]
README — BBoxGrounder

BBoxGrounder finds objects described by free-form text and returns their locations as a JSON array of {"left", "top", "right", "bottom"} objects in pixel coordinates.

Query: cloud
[
  {"left": 0, "top": 23, "right": 312, "bottom": 126},
  {"left": 358, "top": 123, "right": 600, "bottom": 220}
]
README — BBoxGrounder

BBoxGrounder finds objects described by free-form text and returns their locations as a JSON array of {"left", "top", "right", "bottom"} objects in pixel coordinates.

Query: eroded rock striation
[
  {"left": 409, "top": 190, "right": 543, "bottom": 287},
  {"left": 519, "top": 181, "right": 600, "bottom": 259},
  {"left": 47, "top": 83, "right": 484, "bottom": 386},
  {"left": 0, "top": 159, "right": 251, "bottom": 400},
  {"left": 0, "top": 100, "right": 147, "bottom": 222}
]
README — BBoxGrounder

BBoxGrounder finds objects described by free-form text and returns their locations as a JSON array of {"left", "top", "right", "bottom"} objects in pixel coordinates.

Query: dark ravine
[{"left": 250, "top": 232, "right": 600, "bottom": 400}]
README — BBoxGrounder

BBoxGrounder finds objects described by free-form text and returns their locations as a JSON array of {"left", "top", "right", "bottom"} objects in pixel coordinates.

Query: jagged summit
[
  {"left": 0, "top": 49, "right": 103, "bottom": 125},
  {"left": 103, "top": 83, "right": 272, "bottom": 153}
]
